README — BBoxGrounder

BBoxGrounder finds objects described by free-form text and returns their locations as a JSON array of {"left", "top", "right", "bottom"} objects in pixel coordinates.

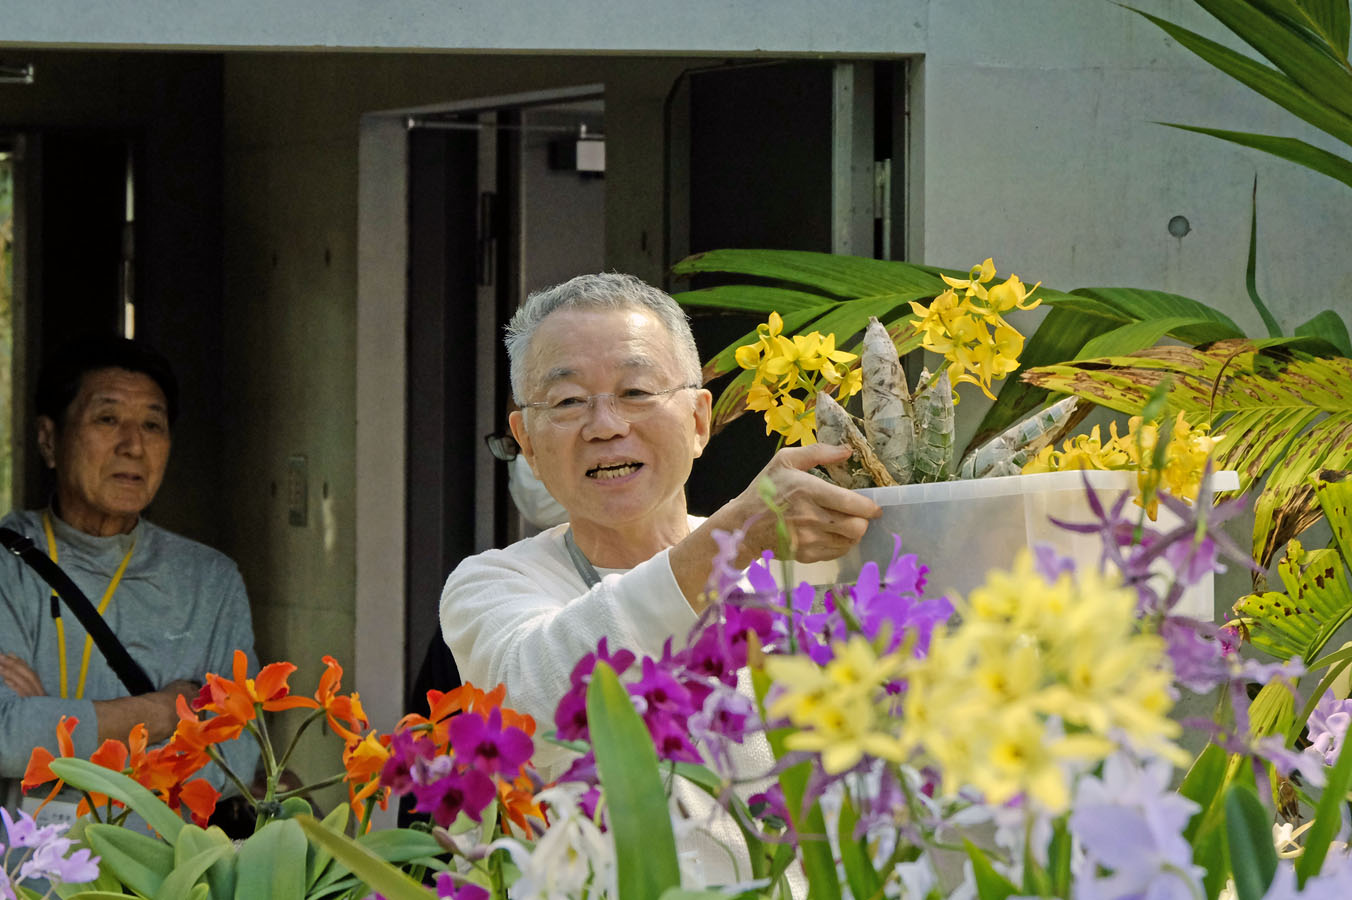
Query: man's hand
[
  {"left": 0, "top": 653, "right": 47, "bottom": 697},
  {"left": 94, "top": 678, "right": 201, "bottom": 744},
  {"left": 727, "top": 443, "right": 882, "bottom": 564},
  {"left": 671, "top": 443, "right": 881, "bottom": 608}
]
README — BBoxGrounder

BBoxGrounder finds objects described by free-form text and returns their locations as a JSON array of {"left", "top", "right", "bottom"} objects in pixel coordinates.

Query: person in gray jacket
[{"left": 0, "top": 335, "right": 257, "bottom": 824}]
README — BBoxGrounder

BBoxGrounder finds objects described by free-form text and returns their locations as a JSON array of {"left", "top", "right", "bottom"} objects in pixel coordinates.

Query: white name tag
[{"left": 19, "top": 794, "right": 80, "bottom": 828}]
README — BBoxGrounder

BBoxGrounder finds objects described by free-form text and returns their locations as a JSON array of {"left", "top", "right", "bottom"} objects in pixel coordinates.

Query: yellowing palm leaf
[
  {"left": 1230, "top": 474, "right": 1352, "bottom": 668},
  {"left": 1023, "top": 339, "right": 1352, "bottom": 566}
]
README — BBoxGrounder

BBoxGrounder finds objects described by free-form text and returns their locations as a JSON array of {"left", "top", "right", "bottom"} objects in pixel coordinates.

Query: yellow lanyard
[{"left": 43, "top": 512, "right": 137, "bottom": 700}]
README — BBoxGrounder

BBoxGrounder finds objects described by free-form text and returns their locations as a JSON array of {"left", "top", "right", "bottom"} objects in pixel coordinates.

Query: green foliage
[
  {"left": 1225, "top": 785, "right": 1279, "bottom": 900},
  {"left": 1130, "top": 0, "right": 1352, "bottom": 190},
  {"left": 295, "top": 817, "right": 433, "bottom": 900},
  {"left": 1023, "top": 342, "right": 1352, "bottom": 566},
  {"left": 671, "top": 249, "right": 1247, "bottom": 451},
  {"left": 49, "top": 756, "right": 443, "bottom": 900},
  {"left": 588, "top": 661, "right": 682, "bottom": 900}
]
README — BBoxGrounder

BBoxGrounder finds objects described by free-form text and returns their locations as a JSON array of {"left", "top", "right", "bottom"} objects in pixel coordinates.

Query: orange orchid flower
[
  {"left": 498, "top": 772, "right": 545, "bottom": 839},
  {"left": 313, "top": 655, "right": 369, "bottom": 744},
  {"left": 171, "top": 693, "right": 244, "bottom": 753},
  {"left": 194, "top": 650, "right": 316, "bottom": 723},
  {"left": 343, "top": 731, "right": 391, "bottom": 822},
  {"left": 397, "top": 682, "right": 534, "bottom": 748},
  {"left": 165, "top": 777, "right": 221, "bottom": 827},
  {"left": 21, "top": 716, "right": 79, "bottom": 811}
]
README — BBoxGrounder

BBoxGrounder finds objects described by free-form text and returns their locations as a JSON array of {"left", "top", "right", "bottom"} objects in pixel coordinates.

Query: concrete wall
[
  {"left": 0, "top": 0, "right": 924, "bottom": 54},
  {"left": 911, "top": 0, "right": 1352, "bottom": 339}
]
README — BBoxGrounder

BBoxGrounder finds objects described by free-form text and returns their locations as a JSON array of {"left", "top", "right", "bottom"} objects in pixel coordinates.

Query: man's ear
[
  {"left": 691, "top": 388, "right": 713, "bottom": 459},
  {"left": 36, "top": 416, "right": 58, "bottom": 469},
  {"left": 508, "top": 410, "right": 536, "bottom": 473}
]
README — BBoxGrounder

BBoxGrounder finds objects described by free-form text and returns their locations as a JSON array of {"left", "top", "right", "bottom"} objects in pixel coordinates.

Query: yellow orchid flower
[
  {"left": 986, "top": 274, "right": 1043, "bottom": 313},
  {"left": 941, "top": 257, "right": 997, "bottom": 301},
  {"left": 745, "top": 382, "right": 776, "bottom": 413},
  {"left": 764, "top": 395, "right": 816, "bottom": 446}
]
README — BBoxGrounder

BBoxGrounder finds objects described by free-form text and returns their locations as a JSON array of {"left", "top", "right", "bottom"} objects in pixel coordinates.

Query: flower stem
[
  {"left": 276, "top": 771, "right": 348, "bottom": 798},
  {"left": 275, "top": 708, "right": 326, "bottom": 774},
  {"left": 206, "top": 744, "right": 256, "bottom": 807}
]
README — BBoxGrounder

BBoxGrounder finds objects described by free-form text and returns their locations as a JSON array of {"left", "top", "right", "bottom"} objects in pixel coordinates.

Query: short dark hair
[{"left": 36, "top": 335, "right": 180, "bottom": 427}]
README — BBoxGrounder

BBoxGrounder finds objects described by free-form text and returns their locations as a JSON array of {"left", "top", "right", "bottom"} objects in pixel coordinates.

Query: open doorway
[{"left": 401, "top": 88, "right": 607, "bottom": 708}]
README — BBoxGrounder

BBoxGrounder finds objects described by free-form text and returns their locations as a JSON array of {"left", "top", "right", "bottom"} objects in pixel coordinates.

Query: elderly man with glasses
[{"left": 440, "top": 273, "right": 878, "bottom": 885}]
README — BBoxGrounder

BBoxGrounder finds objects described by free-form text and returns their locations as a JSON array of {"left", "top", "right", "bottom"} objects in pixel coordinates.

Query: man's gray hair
[{"left": 505, "top": 272, "right": 703, "bottom": 403}]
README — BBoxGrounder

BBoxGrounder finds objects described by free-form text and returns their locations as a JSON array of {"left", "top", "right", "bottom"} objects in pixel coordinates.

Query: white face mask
[{"left": 508, "top": 454, "right": 570, "bottom": 529}]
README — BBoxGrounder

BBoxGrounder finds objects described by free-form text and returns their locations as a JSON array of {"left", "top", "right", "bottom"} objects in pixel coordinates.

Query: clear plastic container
[{"left": 793, "top": 469, "right": 1240, "bottom": 621}]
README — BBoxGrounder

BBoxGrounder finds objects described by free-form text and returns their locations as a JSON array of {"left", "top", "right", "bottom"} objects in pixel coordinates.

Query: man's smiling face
[{"left": 509, "top": 306, "right": 710, "bottom": 541}]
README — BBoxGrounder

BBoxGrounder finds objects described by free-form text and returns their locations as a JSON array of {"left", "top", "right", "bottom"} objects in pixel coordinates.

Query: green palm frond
[
  {"left": 1023, "top": 340, "right": 1352, "bottom": 566},
  {"left": 671, "top": 249, "right": 1244, "bottom": 439},
  {"left": 1229, "top": 473, "right": 1352, "bottom": 665}
]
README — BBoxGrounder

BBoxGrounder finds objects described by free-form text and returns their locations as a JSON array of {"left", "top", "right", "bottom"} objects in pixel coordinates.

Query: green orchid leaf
[
  {"left": 306, "top": 798, "right": 351, "bottom": 889},
  {"left": 672, "top": 249, "right": 945, "bottom": 298},
  {"left": 233, "top": 819, "right": 307, "bottom": 900},
  {"left": 1180, "top": 743, "right": 1245, "bottom": 899},
  {"left": 1298, "top": 678, "right": 1352, "bottom": 885},
  {"left": 49, "top": 758, "right": 186, "bottom": 843},
  {"left": 588, "top": 661, "right": 682, "bottom": 900},
  {"left": 1023, "top": 341, "right": 1352, "bottom": 565},
  {"left": 155, "top": 844, "right": 233, "bottom": 900},
  {"left": 83, "top": 823, "right": 175, "bottom": 899},
  {"left": 53, "top": 821, "right": 128, "bottom": 898},
  {"left": 1163, "top": 123, "right": 1352, "bottom": 190},
  {"left": 57, "top": 893, "right": 142, "bottom": 900},
  {"left": 837, "top": 792, "right": 882, "bottom": 900},
  {"left": 964, "top": 840, "right": 1018, "bottom": 900},
  {"left": 753, "top": 667, "right": 842, "bottom": 900},
  {"left": 1295, "top": 309, "right": 1352, "bottom": 357},
  {"left": 171, "top": 824, "right": 236, "bottom": 900},
  {"left": 1226, "top": 784, "right": 1279, "bottom": 900},
  {"left": 309, "top": 826, "right": 447, "bottom": 891},
  {"left": 1131, "top": 7, "right": 1352, "bottom": 147},
  {"left": 1047, "top": 817, "right": 1072, "bottom": 898},
  {"left": 296, "top": 816, "right": 432, "bottom": 900}
]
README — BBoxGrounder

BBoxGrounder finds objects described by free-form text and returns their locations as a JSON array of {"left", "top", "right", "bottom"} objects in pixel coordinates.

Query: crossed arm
[{"left": 0, "top": 652, "right": 196, "bottom": 744}]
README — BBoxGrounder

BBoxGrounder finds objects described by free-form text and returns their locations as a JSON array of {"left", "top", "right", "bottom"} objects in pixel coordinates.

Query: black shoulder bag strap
[{"left": 0, "top": 526, "right": 156, "bottom": 696}]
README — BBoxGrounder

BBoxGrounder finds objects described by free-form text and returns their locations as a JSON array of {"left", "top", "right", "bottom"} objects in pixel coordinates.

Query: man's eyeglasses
[
  {"left": 521, "top": 384, "right": 699, "bottom": 429},
  {"left": 483, "top": 433, "right": 520, "bottom": 461}
]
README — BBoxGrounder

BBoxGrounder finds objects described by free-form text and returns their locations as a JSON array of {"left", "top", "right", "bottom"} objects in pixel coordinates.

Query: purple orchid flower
[
  {"left": 379, "top": 729, "right": 439, "bottom": 793},
  {"left": 448, "top": 706, "right": 535, "bottom": 778},
  {"left": 1307, "top": 689, "right": 1352, "bottom": 767},
  {"left": 410, "top": 767, "right": 498, "bottom": 827},
  {"left": 435, "top": 872, "right": 490, "bottom": 900}
]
